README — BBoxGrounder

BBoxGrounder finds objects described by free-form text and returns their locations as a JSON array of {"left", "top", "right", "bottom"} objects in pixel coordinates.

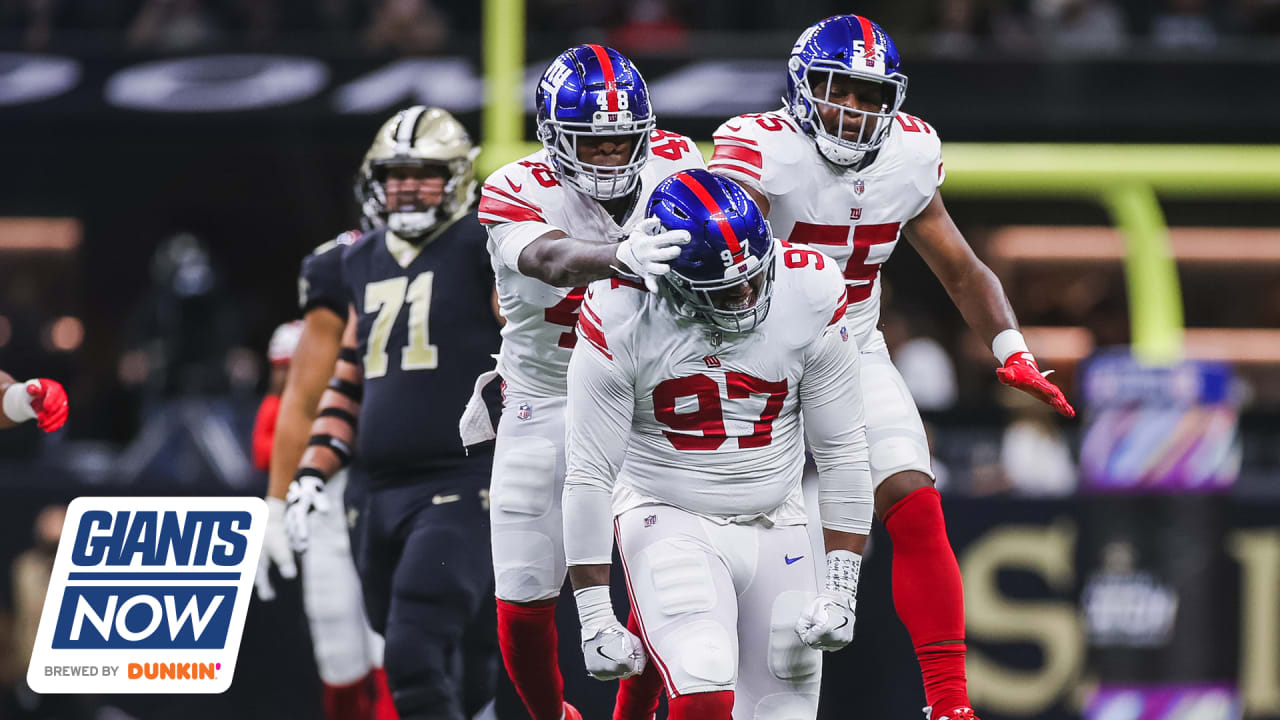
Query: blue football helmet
[
  {"left": 535, "top": 45, "right": 656, "bottom": 200},
  {"left": 786, "top": 15, "right": 908, "bottom": 165},
  {"left": 647, "top": 169, "right": 776, "bottom": 333}
]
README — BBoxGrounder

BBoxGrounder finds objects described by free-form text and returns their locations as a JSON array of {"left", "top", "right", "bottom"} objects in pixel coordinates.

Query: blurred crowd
[{"left": 3, "top": 0, "right": 1279, "bottom": 54}]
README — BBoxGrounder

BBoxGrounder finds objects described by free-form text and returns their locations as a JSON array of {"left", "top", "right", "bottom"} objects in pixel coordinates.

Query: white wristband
[
  {"left": 574, "top": 585, "right": 616, "bottom": 631},
  {"left": 3, "top": 380, "right": 38, "bottom": 423},
  {"left": 825, "top": 549, "right": 862, "bottom": 598},
  {"left": 991, "top": 329, "right": 1030, "bottom": 364}
]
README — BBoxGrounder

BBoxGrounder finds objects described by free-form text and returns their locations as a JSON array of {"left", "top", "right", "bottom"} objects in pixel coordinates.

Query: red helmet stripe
[
  {"left": 856, "top": 16, "right": 877, "bottom": 59},
  {"left": 586, "top": 44, "right": 619, "bottom": 112},
  {"left": 674, "top": 172, "right": 744, "bottom": 261}
]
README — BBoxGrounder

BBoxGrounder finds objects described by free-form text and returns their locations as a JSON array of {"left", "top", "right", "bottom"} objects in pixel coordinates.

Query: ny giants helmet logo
[{"left": 539, "top": 59, "right": 574, "bottom": 96}]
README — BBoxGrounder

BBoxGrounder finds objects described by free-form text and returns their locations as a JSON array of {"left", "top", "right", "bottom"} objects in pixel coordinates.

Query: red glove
[
  {"left": 28, "top": 379, "right": 70, "bottom": 432},
  {"left": 251, "top": 393, "right": 282, "bottom": 471},
  {"left": 996, "top": 352, "right": 1076, "bottom": 418}
]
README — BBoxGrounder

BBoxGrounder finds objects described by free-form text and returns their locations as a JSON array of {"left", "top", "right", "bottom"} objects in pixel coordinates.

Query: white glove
[
  {"left": 285, "top": 473, "right": 330, "bottom": 553},
  {"left": 615, "top": 217, "right": 691, "bottom": 292},
  {"left": 254, "top": 497, "right": 298, "bottom": 601},
  {"left": 575, "top": 585, "right": 646, "bottom": 681},
  {"left": 795, "top": 549, "right": 860, "bottom": 651}
]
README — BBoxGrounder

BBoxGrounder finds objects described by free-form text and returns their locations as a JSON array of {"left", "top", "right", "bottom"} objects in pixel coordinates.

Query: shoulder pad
[
  {"left": 891, "top": 113, "right": 943, "bottom": 166},
  {"left": 479, "top": 152, "right": 555, "bottom": 226},
  {"left": 576, "top": 278, "right": 648, "bottom": 361},
  {"left": 647, "top": 129, "right": 706, "bottom": 173},
  {"left": 298, "top": 229, "right": 360, "bottom": 316},
  {"left": 710, "top": 111, "right": 808, "bottom": 196},
  {"left": 775, "top": 241, "right": 847, "bottom": 328},
  {"left": 310, "top": 229, "right": 361, "bottom": 257},
  {"left": 888, "top": 112, "right": 945, "bottom": 200}
]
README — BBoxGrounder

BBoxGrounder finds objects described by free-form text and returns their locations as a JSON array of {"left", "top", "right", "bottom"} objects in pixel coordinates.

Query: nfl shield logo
[
  {"left": 853, "top": 179, "right": 865, "bottom": 195},
  {"left": 517, "top": 402, "right": 532, "bottom": 421},
  {"left": 840, "top": 326, "right": 849, "bottom": 342}
]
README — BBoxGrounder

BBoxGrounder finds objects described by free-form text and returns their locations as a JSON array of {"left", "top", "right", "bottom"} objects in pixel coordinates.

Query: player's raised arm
[
  {"left": 562, "top": 330, "right": 645, "bottom": 682},
  {"left": 486, "top": 211, "right": 689, "bottom": 290},
  {"left": 903, "top": 191, "right": 1074, "bottom": 417},
  {"left": 284, "top": 306, "right": 363, "bottom": 553},
  {"left": 1, "top": 369, "right": 68, "bottom": 432},
  {"left": 796, "top": 307, "right": 874, "bottom": 653}
]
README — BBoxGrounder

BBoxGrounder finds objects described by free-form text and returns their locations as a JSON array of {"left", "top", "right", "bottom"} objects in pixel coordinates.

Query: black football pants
[{"left": 346, "top": 459, "right": 497, "bottom": 720}]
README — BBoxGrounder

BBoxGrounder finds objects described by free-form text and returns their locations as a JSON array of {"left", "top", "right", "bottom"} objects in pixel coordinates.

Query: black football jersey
[
  {"left": 298, "top": 230, "right": 361, "bottom": 318},
  {"left": 340, "top": 216, "right": 500, "bottom": 479}
]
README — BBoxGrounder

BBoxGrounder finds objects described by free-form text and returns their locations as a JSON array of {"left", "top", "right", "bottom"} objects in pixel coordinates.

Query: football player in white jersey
[
  {"left": 469, "top": 45, "right": 704, "bottom": 720},
  {"left": 563, "top": 169, "right": 873, "bottom": 720},
  {"left": 708, "top": 15, "right": 1076, "bottom": 720}
]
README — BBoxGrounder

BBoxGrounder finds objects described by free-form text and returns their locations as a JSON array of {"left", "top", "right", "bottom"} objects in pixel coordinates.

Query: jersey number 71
[{"left": 363, "top": 272, "right": 438, "bottom": 378}]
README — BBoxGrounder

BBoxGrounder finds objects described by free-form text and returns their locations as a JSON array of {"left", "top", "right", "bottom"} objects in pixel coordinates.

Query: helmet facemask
[
  {"left": 789, "top": 60, "right": 907, "bottom": 166},
  {"left": 539, "top": 113, "right": 654, "bottom": 201},
  {"left": 355, "top": 106, "right": 478, "bottom": 240},
  {"left": 363, "top": 150, "right": 479, "bottom": 241},
  {"left": 661, "top": 239, "right": 777, "bottom": 334}
]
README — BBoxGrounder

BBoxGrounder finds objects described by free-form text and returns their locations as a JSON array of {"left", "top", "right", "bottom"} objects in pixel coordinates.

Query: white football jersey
[
  {"left": 709, "top": 109, "right": 944, "bottom": 344},
  {"left": 565, "top": 241, "right": 867, "bottom": 525},
  {"left": 478, "top": 130, "right": 705, "bottom": 397}
]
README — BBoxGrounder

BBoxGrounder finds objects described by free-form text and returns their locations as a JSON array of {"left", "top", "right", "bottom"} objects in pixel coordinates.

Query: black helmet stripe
[{"left": 393, "top": 106, "right": 426, "bottom": 153}]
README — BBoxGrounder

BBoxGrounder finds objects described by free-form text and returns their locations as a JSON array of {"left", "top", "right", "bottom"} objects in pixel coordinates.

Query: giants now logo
[{"left": 28, "top": 497, "right": 266, "bottom": 694}]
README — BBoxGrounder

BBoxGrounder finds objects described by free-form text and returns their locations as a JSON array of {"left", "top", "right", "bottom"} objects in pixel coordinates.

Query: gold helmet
[{"left": 356, "top": 106, "right": 479, "bottom": 240}]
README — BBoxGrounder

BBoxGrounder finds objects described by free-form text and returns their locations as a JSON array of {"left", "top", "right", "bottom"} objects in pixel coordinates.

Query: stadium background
[{"left": 0, "top": 0, "right": 1278, "bottom": 718}]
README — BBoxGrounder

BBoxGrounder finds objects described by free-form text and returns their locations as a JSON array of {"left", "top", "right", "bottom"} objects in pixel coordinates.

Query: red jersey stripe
[
  {"left": 828, "top": 289, "right": 849, "bottom": 325},
  {"left": 576, "top": 306, "right": 612, "bottom": 359},
  {"left": 482, "top": 184, "right": 542, "bottom": 213},
  {"left": 708, "top": 162, "right": 762, "bottom": 182},
  {"left": 711, "top": 143, "right": 763, "bottom": 169},
  {"left": 477, "top": 196, "right": 546, "bottom": 224},
  {"left": 712, "top": 134, "right": 758, "bottom": 146}
]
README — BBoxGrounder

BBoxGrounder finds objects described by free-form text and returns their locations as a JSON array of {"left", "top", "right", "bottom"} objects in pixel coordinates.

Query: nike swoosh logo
[
  {"left": 507, "top": 178, "right": 523, "bottom": 193},
  {"left": 785, "top": 554, "right": 804, "bottom": 565},
  {"left": 725, "top": 122, "right": 742, "bottom": 132},
  {"left": 432, "top": 493, "right": 460, "bottom": 505}
]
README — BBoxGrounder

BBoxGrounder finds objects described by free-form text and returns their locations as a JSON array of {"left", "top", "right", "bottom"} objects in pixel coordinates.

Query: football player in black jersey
[{"left": 286, "top": 106, "right": 503, "bottom": 720}]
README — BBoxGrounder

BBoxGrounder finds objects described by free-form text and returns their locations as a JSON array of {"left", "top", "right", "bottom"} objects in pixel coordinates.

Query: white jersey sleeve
[
  {"left": 799, "top": 311, "right": 873, "bottom": 535},
  {"left": 893, "top": 112, "right": 946, "bottom": 220},
  {"left": 478, "top": 160, "right": 560, "bottom": 271},
  {"left": 563, "top": 280, "right": 642, "bottom": 565}
]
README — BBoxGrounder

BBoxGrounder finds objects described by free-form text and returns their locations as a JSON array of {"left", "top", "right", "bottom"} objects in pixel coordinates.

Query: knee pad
[
  {"left": 384, "top": 634, "right": 459, "bottom": 720},
  {"left": 303, "top": 523, "right": 375, "bottom": 685},
  {"left": 491, "top": 530, "right": 559, "bottom": 603},
  {"left": 749, "top": 692, "right": 820, "bottom": 720},
  {"left": 491, "top": 436, "right": 563, "bottom": 603},
  {"left": 646, "top": 539, "right": 716, "bottom": 618},
  {"left": 490, "top": 436, "right": 557, "bottom": 518},
  {"left": 767, "top": 591, "right": 821, "bottom": 682},
  {"left": 860, "top": 358, "right": 932, "bottom": 485},
  {"left": 674, "top": 620, "right": 736, "bottom": 687},
  {"left": 395, "top": 528, "right": 487, "bottom": 633}
]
